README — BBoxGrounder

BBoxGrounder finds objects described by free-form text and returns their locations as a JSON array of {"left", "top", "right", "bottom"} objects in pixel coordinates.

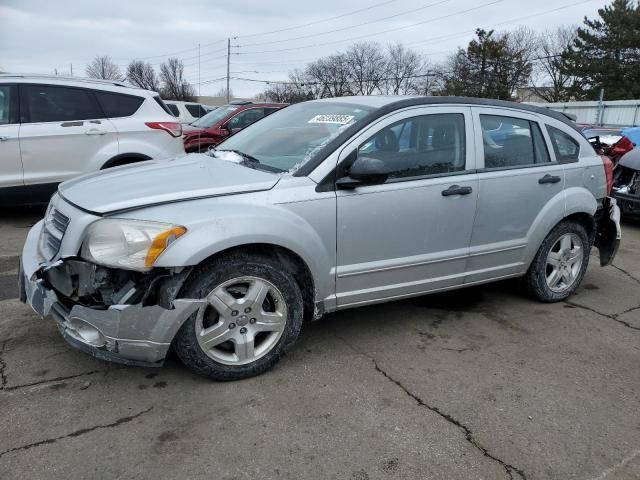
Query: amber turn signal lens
[{"left": 144, "top": 226, "right": 187, "bottom": 267}]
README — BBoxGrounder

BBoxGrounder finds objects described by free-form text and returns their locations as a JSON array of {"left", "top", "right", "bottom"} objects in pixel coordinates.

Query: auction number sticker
[{"left": 308, "top": 114, "right": 355, "bottom": 125}]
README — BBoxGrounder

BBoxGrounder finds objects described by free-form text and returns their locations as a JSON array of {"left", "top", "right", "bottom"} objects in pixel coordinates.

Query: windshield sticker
[{"left": 308, "top": 114, "right": 355, "bottom": 125}]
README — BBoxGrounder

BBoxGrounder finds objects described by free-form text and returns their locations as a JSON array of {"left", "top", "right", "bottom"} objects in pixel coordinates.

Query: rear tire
[
  {"left": 524, "top": 220, "right": 591, "bottom": 302},
  {"left": 173, "top": 252, "right": 304, "bottom": 381}
]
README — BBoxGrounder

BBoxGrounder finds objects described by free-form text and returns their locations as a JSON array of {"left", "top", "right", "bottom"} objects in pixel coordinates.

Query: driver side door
[{"left": 335, "top": 106, "right": 479, "bottom": 307}]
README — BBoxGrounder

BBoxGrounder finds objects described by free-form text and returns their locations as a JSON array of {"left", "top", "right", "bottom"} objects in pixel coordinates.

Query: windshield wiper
[{"left": 215, "top": 149, "right": 261, "bottom": 164}]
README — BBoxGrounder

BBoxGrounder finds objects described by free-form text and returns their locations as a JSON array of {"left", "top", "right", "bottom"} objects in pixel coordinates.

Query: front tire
[
  {"left": 173, "top": 253, "right": 304, "bottom": 381},
  {"left": 524, "top": 221, "right": 591, "bottom": 302}
]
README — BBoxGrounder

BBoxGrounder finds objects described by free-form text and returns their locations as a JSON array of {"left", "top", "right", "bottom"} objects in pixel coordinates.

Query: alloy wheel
[
  {"left": 194, "top": 276, "right": 288, "bottom": 365},
  {"left": 545, "top": 233, "right": 584, "bottom": 293}
]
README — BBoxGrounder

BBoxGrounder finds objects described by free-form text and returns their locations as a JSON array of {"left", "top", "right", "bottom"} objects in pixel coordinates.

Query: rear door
[
  {"left": 466, "top": 107, "right": 565, "bottom": 283},
  {"left": 0, "top": 84, "right": 24, "bottom": 203},
  {"left": 19, "top": 84, "right": 118, "bottom": 197}
]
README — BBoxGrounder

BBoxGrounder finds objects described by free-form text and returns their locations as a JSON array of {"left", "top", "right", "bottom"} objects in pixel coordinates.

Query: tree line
[
  {"left": 85, "top": 0, "right": 639, "bottom": 103},
  {"left": 85, "top": 55, "right": 196, "bottom": 101},
  {"left": 258, "top": 0, "right": 639, "bottom": 103}
]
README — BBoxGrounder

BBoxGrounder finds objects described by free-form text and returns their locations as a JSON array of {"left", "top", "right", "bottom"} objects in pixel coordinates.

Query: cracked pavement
[{"left": 1, "top": 208, "right": 639, "bottom": 479}]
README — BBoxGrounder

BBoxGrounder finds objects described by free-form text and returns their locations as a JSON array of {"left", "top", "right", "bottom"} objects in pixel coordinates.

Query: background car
[
  {"left": 182, "top": 101, "right": 286, "bottom": 153},
  {"left": 0, "top": 74, "right": 185, "bottom": 205},
  {"left": 582, "top": 127, "right": 624, "bottom": 146},
  {"left": 164, "top": 100, "right": 215, "bottom": 125}
]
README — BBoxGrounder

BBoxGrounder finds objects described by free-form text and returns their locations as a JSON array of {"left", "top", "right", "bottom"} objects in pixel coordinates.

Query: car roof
[
  {"left": 0, "top": 73, "right": 156, "bottom": 96},
  {"left": 312, "top": 95, "right": 578, "bottom": 128}
]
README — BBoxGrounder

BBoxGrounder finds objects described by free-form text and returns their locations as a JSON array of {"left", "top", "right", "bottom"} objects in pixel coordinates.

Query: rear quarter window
[
  {"left": 547, "top": 125, "right": 581, "bottom": 163},
  {"left": 153, "top": 96, "right": 174, "bottom": 116},
  {"left": 94, "top": 91, "right": 144, "bottom": 118}
]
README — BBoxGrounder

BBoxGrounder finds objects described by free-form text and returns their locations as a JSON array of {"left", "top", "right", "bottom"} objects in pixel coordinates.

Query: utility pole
[
  {"left": 596, "top": 88, "right": 605, "bottom": 126},
  {"left": 226, "top": 38, "right": 231, "bottom": 103},
  {"left": 70, "top": 63, "right": 73, "bottom": 76}
]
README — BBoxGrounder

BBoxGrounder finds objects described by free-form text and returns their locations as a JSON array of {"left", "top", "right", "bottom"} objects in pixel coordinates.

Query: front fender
[{"left": 153, "top": 201, "right": 334, "bottom": 303}]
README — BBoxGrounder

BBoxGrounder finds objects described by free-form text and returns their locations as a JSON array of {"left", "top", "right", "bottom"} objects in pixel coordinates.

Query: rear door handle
[
  {"left": 538, "top": 174, "right": 561, "bottom": 184},
  {"left": 0, "top": 136, "right": 10, "bottom": 142},
  {"left": 441, "top": 185, "right": 473, "bottom": 196}
]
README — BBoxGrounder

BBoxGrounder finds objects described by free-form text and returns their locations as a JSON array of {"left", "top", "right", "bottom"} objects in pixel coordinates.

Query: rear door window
[
  {"left": 547, "top": 125, "right": 580, "bottom": 163},
  {"left": 480, "top": 115, "right": 551, "bottom": 169},
  {"left": 24, "top": 85, "right": 103, "bottom": 123},
  {"left": 94, "top": 91, "right": 144, "bottom": 118}
]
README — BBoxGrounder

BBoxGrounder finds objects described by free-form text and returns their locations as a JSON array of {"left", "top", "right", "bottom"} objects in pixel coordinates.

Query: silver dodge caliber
[{"left": 20, "top": 96, "right": 621, "bottom": 380}]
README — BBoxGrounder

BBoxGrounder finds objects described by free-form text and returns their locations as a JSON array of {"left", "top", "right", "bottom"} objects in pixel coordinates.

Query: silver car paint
[
  {"left": 21, "top": 99, "right": 608, "bottom": 365},
  {"left": 59, "top": 154, "right": 280, "bottom": 214}
]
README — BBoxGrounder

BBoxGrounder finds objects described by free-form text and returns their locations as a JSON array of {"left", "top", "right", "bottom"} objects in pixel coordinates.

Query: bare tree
[
  {"left": 346, "top": 42, "right": 387, "bottom": 95},
  {"left": 126, "top": 61, "right": 160, "bottom": 91},
  {"left": 306, "top": 54, "right": 353, "bottom": 98},
  {"left": 504, "top": 26, "right": 538, "bottom": 96},
  {"left": 159, "top": 58, "right": 196, "bottom": 101},
  {"left": 213, "top": 87, "right": 234, "bottom": 99},
  {"left": 382, "top": 43, "right": 425, "bottom": 95},
  {"left": 86, "top": 56, "right": 123, "bottom": 81},
  {"left": 531, "top": 26, "right": 578, "bottom": 102}
]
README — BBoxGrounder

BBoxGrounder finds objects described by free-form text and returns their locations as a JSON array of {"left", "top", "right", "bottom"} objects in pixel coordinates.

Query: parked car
[
  {"left": 582, "top": 127, "right": 624, "bottom": 147},
  {"left": 612, "top": 149, "right": 640, "bottom": 216},
  {"left": 164, "top": 100, "right": 215, "bottom": 125},
  {"left": 0, "top": 74, "right": 185, "bottom": 205},
  {"left": 182, "top": 101, "right": 286, "bottom": 152},
  {"left": 20, "top": 96, "right": 620, "bottom": 381}
]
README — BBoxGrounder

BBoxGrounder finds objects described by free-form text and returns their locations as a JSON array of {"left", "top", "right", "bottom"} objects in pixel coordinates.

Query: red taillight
[
  {"left": 145, "top": 122, "right": 182, "bottom": 137},
  {"left": 601, "top": 154, "right": 614, "bottom": 195}
]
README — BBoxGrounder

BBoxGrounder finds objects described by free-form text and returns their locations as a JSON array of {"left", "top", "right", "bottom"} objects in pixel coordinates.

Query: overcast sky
[{"left": 0, "top": 0, "right": 611, "bottom": 97}]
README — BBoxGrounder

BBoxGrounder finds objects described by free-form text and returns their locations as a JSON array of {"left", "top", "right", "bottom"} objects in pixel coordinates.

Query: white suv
[
  {"left": 0, "top": 74, "right": 185, "bottom": 205},
  {"left": 164, "top": 100, "right": 214, "bottom": 125}
]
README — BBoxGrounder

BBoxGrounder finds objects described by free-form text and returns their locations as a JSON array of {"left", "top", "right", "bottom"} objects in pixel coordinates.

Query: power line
[
  {"left": 234, "top": 0, "right": 399, "bottom": 39},
  {"left": 236, "top": 0, "right": 453, "bottom": 48},
  {"left": 408, "top": 0, "right": 595, "bottom": 48},
  {"left": 233, "top": 0, "right": 505, "bottom": 55}
]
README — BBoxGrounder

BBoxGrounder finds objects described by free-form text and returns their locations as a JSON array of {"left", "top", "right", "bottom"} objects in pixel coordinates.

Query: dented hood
[{"left": 58, "top": 154, "right": 280, "bottom": 214}]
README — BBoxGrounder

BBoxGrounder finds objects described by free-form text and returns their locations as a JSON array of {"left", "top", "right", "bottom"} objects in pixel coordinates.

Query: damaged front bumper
[{"left": 20, "top": 220, "right": 204, "bottom": 367}]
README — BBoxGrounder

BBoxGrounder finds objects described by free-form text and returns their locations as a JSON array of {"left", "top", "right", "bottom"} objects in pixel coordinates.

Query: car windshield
[
  {"left": 214, "top": 101, "right": 374, "bottom": 172},
  {"left": 191, "top": 105, "right": 239, "bottom": 128}
]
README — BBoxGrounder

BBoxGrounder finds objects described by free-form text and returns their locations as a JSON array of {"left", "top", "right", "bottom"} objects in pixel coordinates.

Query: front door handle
[
  {"left": 85, "top": 129, "right": 106, "bottom": 136},
  {"left": 441, "top": 185, "right": 473, "bottom": 196},
  {"left": 538, "top": 174, "right": 561, "bottom": 184}
]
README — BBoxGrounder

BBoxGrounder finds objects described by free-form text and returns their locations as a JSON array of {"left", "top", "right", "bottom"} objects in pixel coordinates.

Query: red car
[{"left": 183, "top": 101, "right": 286, "bottom": 152}]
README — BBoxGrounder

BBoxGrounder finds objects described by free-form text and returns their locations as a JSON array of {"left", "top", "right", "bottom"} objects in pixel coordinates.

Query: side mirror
[{"left": 336, "top": 156, "right": 388, "bottom": 189}]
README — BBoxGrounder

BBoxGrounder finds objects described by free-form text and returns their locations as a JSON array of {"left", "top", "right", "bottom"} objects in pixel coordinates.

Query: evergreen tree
[
  {"left": 561, "top": 0, "right": 640, "bottom": 100},
  {"left": 441, "top": 29, "right": 532, "bottom": 99}
]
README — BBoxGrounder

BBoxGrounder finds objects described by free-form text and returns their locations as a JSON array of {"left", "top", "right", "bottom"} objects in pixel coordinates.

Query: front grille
[{"left": 41, "top": 207, "right": 70, "bottom": 259}]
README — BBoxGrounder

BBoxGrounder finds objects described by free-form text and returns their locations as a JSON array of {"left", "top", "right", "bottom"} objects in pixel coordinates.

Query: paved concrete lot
[{"left": 0, "top": 208, "right": 639, "bottom": 480}]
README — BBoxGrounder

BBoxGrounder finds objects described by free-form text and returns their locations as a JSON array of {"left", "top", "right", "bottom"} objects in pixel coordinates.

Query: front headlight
[{"left": 81, "top": 219, "right": 187, "bottom": 271}]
